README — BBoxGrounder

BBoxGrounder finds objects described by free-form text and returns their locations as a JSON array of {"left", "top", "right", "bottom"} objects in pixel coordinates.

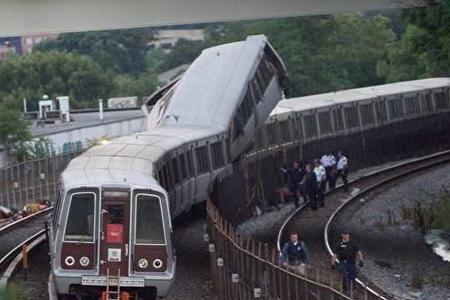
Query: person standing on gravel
[
  {"left": 280, "top": 161, "right": 306, "bottom": 208},
  {"left": 336, "top": 150, "right": 349, "bottom": 192},
  {"left": 304, "top": 163, "right": 318, "bottom": 210},
  {"left": 314, "top": 159, "right": 327, "bottom": 207},
  {"left": 331, "top": 229, "right": 364, "bottom": 292},
  {"left": 281, "top": 232, "right": 311, "bottom": 269},
  {"left": 320, "top": 149, "right": 337, "bottom": 189}
]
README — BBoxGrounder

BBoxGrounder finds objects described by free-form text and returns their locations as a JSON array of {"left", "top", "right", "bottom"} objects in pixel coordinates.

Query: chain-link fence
[{"left": 0, "top": 150, "right": 83, "bottom": 210}]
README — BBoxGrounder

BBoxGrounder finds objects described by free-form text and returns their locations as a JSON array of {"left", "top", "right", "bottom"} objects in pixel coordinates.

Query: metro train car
[
  {"left": 252, "top": 77, "right": 450, "bottom": 160},
  {"left": 50, "top": 35, "right": 288, "bottom": 300}
]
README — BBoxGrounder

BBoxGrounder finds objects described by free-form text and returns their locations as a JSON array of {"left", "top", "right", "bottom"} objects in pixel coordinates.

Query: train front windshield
[
  {"left": 135, "top": 194, "right": 166, "bottom": 245},
  {"left": 64, "top": 193, "right": 95, "bottom": 243}
]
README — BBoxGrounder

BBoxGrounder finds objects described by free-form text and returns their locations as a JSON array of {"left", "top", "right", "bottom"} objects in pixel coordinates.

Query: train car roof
[
  {"left": 270, "top": 78, "right": 450, "bottom": 117},
  {"left": 61, "top": 125, "right": 222, "bottom": 189},
  {"left": 156, "top": 35, "right": 269, "bottom": 129}
]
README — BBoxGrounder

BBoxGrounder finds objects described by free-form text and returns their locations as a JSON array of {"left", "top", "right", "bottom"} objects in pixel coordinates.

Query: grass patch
[{"left": 0, "top": 282, "right": 25, "bottom": 300}]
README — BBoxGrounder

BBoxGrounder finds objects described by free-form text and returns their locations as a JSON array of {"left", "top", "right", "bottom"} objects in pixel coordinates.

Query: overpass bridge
[{"left": 0, "top": 0, "right": 425, "bottom": 37}]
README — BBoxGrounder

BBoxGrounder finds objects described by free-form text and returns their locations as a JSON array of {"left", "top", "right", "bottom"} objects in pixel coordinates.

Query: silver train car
[
  {"left": 50, "top": 35, "right": 288, "bottom": 300},
  {"left": 253, "top": 77, "right": 450, "bottom": 157}
]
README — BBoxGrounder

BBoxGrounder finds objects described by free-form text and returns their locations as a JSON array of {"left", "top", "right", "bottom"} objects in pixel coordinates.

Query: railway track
[
  {"left": 277, "top": 150, "right": 450, "bottom": 300},
  {"left": 0, "top": 207, "right": 51, "bottom": 267}
]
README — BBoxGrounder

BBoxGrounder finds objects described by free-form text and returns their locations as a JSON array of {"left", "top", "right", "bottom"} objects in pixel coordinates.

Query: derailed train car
[{"left": 50, "top": 35, "right": 288, "bottom": 300}]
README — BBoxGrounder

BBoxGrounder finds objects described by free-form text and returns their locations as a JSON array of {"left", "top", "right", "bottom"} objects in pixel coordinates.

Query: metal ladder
[{"left": 105, "top": 268, "right": 121, "bottom": 300}]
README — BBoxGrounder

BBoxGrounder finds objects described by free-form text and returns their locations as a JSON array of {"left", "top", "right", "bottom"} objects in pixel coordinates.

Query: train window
[
  {"left": 303, "top": 114, "right": 318, "bottom": 138},
  {"left": 388, "top": 98, "right": 404, "bottom": 119},
  {"left": 186, "top": 150, "right": 194, "bottom": 176},
  {"left": 332, "top": 109, "right": 344, "bottom": 131},
  {"left": 64, "top": 193, "right": 95, "bottom": 242},
  {"left": 280, "top": 120, "right": 291, "bottom": 141},
  {"left": 224, "top": 138, "right": 232, "bottom": 163},
  {"left": 421, "top": 94, "right": 433, "bottom": 112},
  {"left": 434, "top": 91, "right": 449, "bottom": 110},
  {"left": 157, "top": 169, "right": 166, "bottom": 189},
  {"left": 360, "top": 103, "right": 375, "bottom": 126},
  {"left": 318, "top": 111, "right": 332, "bottom": 134},
  {"left": 242, "top": 92, "right": 254, "bottom": 121},
  {"left": 210, "top": 142, "right": 225, "bottom": 169},
  {"left": 195, "top": 146, "right": 210, "bottom": 174},
  {"left": 53, "top": 188, "right": 63, "bottom": 229},
  {"left": 179, "top": 154, "right": 188, "bottom": 180},
  {"left": 135, "top": 194, "right": 165, "bottom": 244},
  {"left": 250, "top": 78, "right": 263, "bottom": 103},
  {"left": 375, "top": 101, "right": 388, "bottom": 122},
  {"left": 171, "top": 158, "right": 180, "bottom": 185},
  {"left": 255, "top": 70, "right": 267, "bottom": 98},
  {"left": 404, "top": 96, "right": 420, "bottom": 114},
  {"left": 344, "top": 106, "right": 360, "bottom": 128},
  {"left": 266, "top": 122, "right": 279, "bottom": 145},
  {"left": 258, "top": 57, "right": 273, "bottom": 89},
  {"left": 232, "top": 116, "right": 243, "bottom": 140},
  {"left": 233, "top": 90, "right": 255, "bottom": 139},
  {"left": 163, "top": 164, "right": 172, "bottom": 190}
]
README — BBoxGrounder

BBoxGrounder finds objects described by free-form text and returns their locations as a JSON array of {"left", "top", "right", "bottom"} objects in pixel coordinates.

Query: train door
[{"left": 100, "top": 191, "right": 130, "bottom": 277}]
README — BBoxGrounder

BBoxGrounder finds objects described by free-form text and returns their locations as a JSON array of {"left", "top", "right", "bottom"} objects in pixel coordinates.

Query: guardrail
[{"left": 207, "top": 200, "right": 355, "bottom": 300}]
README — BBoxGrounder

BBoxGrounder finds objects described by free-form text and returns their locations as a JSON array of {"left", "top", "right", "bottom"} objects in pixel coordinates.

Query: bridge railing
[
  {"left": 206, "top": 200, "right": 361, "bottom": 300},
  {"left": 0, "top": 150, "right": 83, "bottom": 210}
]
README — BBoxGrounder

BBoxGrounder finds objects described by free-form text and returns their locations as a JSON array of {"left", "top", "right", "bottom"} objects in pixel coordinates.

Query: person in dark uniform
[
  {"left": 303, "top": 163, "right": 318, "bottom": 210},
  {"left": 280, "top": 232, "right": 310, "bottom": 267},
  {"left": 281, "top": 161, "right": 306, "bottom": 208},
  {"left": 331, "top": 228, "right": 364, "bottom": 292}
]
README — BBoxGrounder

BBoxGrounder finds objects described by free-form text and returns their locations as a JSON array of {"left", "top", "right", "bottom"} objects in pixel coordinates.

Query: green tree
[
  {"left": 154, "top": 39, "right": 207, "bottom": 73},
  {"left": 36, "top": 28, "right": 155, "bottom": 74},
  {"left": 0, "top": 105, "right": 31, "bottom": 162},
  {"left": 378, "top": 0, "right": 450, "bottom": 82},
  {"left": 0, "top": 51, "right": 114, "bottom": 108},
  {"left": 113, "top": 73, "right": 158, "bottom": 98}
]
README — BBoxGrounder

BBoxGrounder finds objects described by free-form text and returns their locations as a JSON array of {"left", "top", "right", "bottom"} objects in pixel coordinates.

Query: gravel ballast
[{"left": 338, "top": 164, "right": 450, "bottom": 300}]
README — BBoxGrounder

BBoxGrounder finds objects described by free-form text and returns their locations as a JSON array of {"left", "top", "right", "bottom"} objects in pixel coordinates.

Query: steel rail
[
  {"left": 0, "top": 206, "right": 52, "bottom": 266},
  {"left": 0, "top": 229, "right": 47, "bottom": 289},
  {"left": 324, "top": 151, "right": 450, "bottom": 300},
  {"left": 276, "top": 150, "right": 450, "bottom": 300},
  {"left": 0, "top": 206, "right": 52, "bottom": 233}
]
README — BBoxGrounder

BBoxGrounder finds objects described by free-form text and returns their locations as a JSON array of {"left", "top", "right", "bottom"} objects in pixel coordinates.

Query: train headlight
[
  {"left": 152, "top": 259, "right": 163, "bottom": 269},
  {"left": 138, "top": 258, "right": 149, "bottom": 269},
  {"left": 65, "top": 256, "right": 75, "bottom": 266},
  {"left": 79, "top": 256, "right": 90, "bottom": 267}
]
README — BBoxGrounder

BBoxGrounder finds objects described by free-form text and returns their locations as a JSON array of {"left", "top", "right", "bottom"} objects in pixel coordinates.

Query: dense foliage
[
  {"left": 378, "top": 0, "right": 450, "bottom": 82},
  {"left": 35, "top": 29, "right": 155, "bottom": 74},
  {"left": 0, "top": 51, "right": 114, "bottom": 109},
  {"left": 0, "top": 104, "right": 31, "bottom": 161}
]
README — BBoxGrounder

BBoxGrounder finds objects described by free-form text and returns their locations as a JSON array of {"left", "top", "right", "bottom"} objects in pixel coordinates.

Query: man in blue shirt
[
  {"left": 281, "top": 161, "right": 306, "bottom": 208},
  {"left": 280, "top": 232, "right": 311, "bottom": 267}
]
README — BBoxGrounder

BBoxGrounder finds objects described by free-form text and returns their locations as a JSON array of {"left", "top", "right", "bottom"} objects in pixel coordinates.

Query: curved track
[
  {"left": 0, "top": 207, "right": 51, "bottom": 266},
  {"left": 277, "top": 150, "right": 450, "bottom": 299}
]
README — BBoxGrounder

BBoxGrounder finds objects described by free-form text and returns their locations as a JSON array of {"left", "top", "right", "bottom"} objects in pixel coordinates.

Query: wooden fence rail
[{"left": 206, "top": 200, "right": 368, "bottom": 300}]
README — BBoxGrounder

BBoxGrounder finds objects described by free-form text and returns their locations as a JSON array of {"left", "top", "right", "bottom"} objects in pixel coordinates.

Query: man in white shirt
[
  {"left": 314, "top": 159, "right": 326, "bottom": 208},
  {"left": 336, "top": 150, "right": 349, "bottom": 192},
  {"left": 320, "top": 149, "right": 337, "bottom": 189}
]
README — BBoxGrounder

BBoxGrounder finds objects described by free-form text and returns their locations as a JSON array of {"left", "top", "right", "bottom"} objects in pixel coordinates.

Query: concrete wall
[{"left": 47, "top": 116, "right": 147, "bottom": 154}]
